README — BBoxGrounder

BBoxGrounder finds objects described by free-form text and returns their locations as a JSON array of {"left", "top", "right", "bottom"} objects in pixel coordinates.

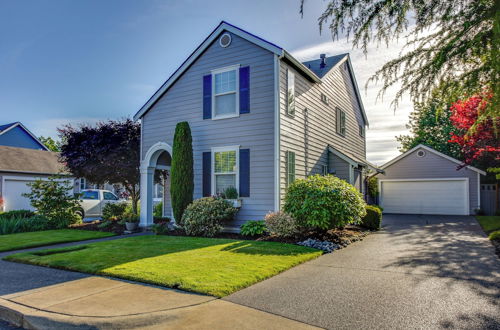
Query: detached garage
[
  {"left": 376, "top": 145, "right": 485, "bottom": 215},
  {"left": 0, "top": 146, "right": 72, "bottom": 212}
]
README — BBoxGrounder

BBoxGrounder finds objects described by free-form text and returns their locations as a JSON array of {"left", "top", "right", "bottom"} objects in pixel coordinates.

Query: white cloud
[{"left": 290, "top": 37, "right": 413, "bottom": 165}]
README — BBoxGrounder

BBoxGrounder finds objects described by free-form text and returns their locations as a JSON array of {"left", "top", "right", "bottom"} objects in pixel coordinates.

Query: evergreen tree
[
  {"left": 170, "top": 122, "right": 194, "bottom": 224},
  {"left": 301, "top": 0, "right": 500, "bottom": 120}
]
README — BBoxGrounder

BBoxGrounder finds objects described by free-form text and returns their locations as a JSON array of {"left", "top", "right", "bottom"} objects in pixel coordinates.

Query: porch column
[{"left": 139, "top": 166, "right": 154, "bottom": 227}]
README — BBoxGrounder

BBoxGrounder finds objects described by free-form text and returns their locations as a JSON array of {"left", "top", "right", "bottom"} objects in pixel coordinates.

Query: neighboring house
[
  {"left": 375, "top": 144, "right": 486, "bottom": 215},
  {"left": 134, "top": 21, "right": 378, "bottom": 228},
  {"left": 0, "top": 122, "right": 126, "bottom": 200},
  {"left": 0, "top": 146, "right": 72, "bottom": 212},
  {"left": 0, "top": 122, "right": 49, "bottom": 150}
]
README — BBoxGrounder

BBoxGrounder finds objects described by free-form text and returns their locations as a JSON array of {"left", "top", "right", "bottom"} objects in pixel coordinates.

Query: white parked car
[{"left": 77, "top": 189, "right": 125, "bottom": 218}]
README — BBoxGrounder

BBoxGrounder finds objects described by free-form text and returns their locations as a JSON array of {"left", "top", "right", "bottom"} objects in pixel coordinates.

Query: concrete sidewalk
[
  {"left": 0, "top": 276, "right": 317, "bottom": 329},
  {"left": 0, "top": 235, "right": 318, "bottom": 329}
]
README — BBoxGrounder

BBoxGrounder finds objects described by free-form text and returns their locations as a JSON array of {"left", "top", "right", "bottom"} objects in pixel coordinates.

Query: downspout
[{"left": 274, "top": 53, "right": 284, "bottom": 211}]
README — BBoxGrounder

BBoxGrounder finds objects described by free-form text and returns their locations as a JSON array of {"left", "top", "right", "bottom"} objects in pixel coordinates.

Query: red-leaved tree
[{"left": 448, "top": 91, "right": 500, "bottom": 168}]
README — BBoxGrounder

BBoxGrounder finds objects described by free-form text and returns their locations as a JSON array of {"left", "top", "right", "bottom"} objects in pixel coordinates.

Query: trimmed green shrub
[
  {"left": 367, "top": 176, "right": 379, "bottom": 198},
  {"left": 0, "top": 210, "right": 35, "bottom": 220},
  {"left": 154, "top": 202, "right": 163, "bottom": 217},
  {"left": 360, "top": 205, "right": 382, "bottom": 230},
  {"left": 240, "top": 220, "right": 267, "bottom": 236},
  {"left": 371, "top": 204, "right": 384, "bottom": 212},
  {"left": 170, "top": 122, "right": 194, "bottom": 225},
  {"left": 124, "top": 200, "right": 140, "bottom": 215},
  {"left": 151, "top": 222, "right": 170, "bottom": 235},
  {"left": 182, "top": 197, "right": 237, "bottom": 237},
  {"left": 264, "top": 211, "right": 300, "bottom": 238},
  {"left": 23, "top": 176, "right": 82, "bottom": 227},
  {"left": 284, "top": 174, "right": 366, "bottom": 230},
  {"left": 489, "top": 230, "right": 500, "bottom": 241},
  {"left": 102, "top": 202, "right": 128, "bottom": 220}
]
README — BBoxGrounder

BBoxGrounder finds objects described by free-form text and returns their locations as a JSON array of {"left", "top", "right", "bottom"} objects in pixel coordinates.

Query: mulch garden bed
[{"left": 71, "top": 220, "right": 370, "bottom": 252}]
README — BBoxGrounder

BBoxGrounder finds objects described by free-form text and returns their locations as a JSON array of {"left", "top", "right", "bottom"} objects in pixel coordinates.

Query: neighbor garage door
[
  {"left": 3, "top": 179, "right": 36, "bottom": 211},
  {"left": 380, "top": 179, "right": 468, "bottom": 215}
]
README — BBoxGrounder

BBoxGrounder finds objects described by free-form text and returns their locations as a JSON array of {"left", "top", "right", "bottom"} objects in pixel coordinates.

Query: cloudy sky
[{"left": 0, "top": 0, "right": 413, "bottom": 165}]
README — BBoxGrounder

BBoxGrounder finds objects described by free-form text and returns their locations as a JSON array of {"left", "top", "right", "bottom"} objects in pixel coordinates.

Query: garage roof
[
  {"left": 0, "top": 146, "right": 68, "bottom": 175},
  {"left": 380, "top": 144, "right": 486, "bottom": 175}
]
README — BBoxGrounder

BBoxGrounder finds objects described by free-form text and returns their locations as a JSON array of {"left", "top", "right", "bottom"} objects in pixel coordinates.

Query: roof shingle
[{"left": 0, "top": 146, "right": 68, "bottom": 175}]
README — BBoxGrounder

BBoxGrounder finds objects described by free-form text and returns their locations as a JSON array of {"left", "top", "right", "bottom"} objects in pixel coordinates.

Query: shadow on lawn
[{"left": 5, "top": 235, "right": 316, "bottom": 273}]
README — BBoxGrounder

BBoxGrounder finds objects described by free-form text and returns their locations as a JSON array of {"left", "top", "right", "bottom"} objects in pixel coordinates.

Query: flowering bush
[
  {"left": 182, "top": 197, "right": 237, "bottom": 237},
  {"left": 284, "top": 174, "right": 366, "bottom": 230},
  {"left": 264, "top": 211, "right": 300, "bottom": 238}
]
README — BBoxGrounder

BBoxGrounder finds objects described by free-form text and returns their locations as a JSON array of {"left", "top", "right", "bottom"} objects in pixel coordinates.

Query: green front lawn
[
  {"left": 476, "top": 216, "right": 500, "bottom": 240},
  {"left": 5, "top": 235, "right": 321, "bottom": 297},
  {"left": 0, "top": 229, "right": 115, "bottom": 252}
]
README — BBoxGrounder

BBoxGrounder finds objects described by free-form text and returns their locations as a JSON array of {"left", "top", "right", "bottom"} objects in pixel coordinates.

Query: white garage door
[
  {"left": 380, "top": 179, "right": 468, "bottom": 215},
  {"left": 3, "top": 179, "right": 35, "bottom": 211}
]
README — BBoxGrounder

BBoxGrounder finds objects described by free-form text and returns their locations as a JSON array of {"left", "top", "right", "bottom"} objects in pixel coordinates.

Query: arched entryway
[{"left": 140, "top": 142, "right": 173, "bottom": 227}]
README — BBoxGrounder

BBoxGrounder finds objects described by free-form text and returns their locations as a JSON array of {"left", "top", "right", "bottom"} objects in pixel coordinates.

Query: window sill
[{"left": 212, "top": 113, "right": 240, "bottom": 120}]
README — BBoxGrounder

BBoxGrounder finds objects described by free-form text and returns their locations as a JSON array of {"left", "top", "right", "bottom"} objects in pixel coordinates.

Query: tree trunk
[{"left": 126, "top": 184, "right": 139, "bottom": 215}]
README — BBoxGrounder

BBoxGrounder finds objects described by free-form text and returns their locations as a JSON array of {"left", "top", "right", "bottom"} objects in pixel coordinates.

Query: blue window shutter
[
  {"left": 202, "top": 152, "right": 211, "bottom": 196},
  {"left": 239, "top": 66, "right": 250, "bottom": 114},
  {"left": 239, "top": 149, "right": 250, "bottom": 197},
  {"left": 203, "top": 75, "right": 212, "bottom": 119}
]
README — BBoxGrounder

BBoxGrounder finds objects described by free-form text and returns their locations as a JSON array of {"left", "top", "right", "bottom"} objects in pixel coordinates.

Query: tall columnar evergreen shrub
[{"left": 170, "top": 122, "right": 194, "bottom": 224}]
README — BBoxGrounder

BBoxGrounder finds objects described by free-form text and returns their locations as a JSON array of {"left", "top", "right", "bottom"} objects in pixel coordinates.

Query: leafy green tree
[
  {"left": 170, "top": 122, "right": 194, "bottom": 224},
  {"left": 301, "top": 0, "right": 500, "bottom": 120},
  {"left": 23, "top": 176, "right": 81, "bottom": 228},
  {"left": 396, "top": 97, "right": 463, "bottom": 160},
  {"left": 38, "top": 136, "right": 61, "bottom": 152}
]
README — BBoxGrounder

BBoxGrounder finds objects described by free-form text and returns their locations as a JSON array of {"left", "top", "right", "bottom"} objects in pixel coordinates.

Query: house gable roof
[
  {"left": 133, "top": 21, "right": 368, "bottom": 122},
  {"left": 0, "top": 122, "right": 49, "bottom": 151},
  {"left": 0, "top": 145, "right": 67, "bottom": 175},
  {"left": 380, "top": 144, "right": 486, "bottom": 175}
]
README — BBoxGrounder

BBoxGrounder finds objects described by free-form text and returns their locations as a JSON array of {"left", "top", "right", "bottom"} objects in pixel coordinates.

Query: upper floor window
[
  {"left": 212, "top": 146, "right": 239, "bottom": 195},
  {"left": 359, "top": 124, "right": 365, "bottom": 137},
  {"left": 212, "top": 65, "right": 239, "bottom": 119},
  {"left": 286, "top": 151, "right": 296, "bottom": 186},
  {"left": 286, "top": 69, "right": 295, "bottom": 116},
  {"left": 336, "top": 108, "right": 346, "bottom": 136}
]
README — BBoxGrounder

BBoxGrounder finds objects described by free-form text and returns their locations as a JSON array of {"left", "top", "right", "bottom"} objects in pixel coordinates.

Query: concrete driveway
[{"left": 225, "top": 215, "right": 500, "bottom": 329}]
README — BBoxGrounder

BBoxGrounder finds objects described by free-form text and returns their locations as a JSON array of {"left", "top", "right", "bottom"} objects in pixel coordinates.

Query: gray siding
[
  {"left": 141, "top": 31, "right": 275, "bottom": 225},
  {"left": 377, "top": 147, "right": 480, "bottom": 214},
  {"left": 279, "top": 60, "right": 367, "bottom": 202},
  {"left": 329, "top": 153, "right": 350, "bottom": 182}
]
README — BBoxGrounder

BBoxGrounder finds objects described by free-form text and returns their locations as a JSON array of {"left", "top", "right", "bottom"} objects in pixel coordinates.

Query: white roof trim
[
  {"left": 328, "top": 146, "right": 359, "bottom": 167},
  {"left": 0, "top": 122, "right": 49, "bottom": 151},
  {"left": 134, "top": 21, "right": 284, "bottom": 121},
  {"left": 380, "top": 144, "right": 486, "bottom": 175},
  {"left": 282, "top": 50, "right": 321, "bottom": 83}
]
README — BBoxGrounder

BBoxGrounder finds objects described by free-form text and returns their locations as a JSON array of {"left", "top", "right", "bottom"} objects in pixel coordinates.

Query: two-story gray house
[{"left": 135, "top": 21, "right": 376, "bottom": 228}]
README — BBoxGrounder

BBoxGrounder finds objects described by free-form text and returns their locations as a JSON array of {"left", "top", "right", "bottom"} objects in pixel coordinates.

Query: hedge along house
[{"left": 134, "top": 21, "right": 377, "bottom": 229}]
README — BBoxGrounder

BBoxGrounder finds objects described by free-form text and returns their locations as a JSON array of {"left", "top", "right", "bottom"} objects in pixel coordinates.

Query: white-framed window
[
  {"left": 212, "top": 145, "right": 239, "bottom": 195},
  {"left": 212, "top": 65, "right": 240, "bottom": 119},
  {"left": 336, "top": 108, "right": 346, "bottom": 136},
  {"left": 79, "top": 178, "right": 86, "bottom": 190},
  {"left": 286, "top": 69, "right": 295, "bottom": 116},
  {"left": 286, "top": 151, "right": 296, "bottom": 186}
]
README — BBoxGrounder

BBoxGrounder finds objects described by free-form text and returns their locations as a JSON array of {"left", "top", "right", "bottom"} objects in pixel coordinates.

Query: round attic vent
[
  {"left": 219, "top": 33, "right": 231, "bottom": 48},
  {"left": 417, "top": 150, "right": 426, "bottom": 157}
]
